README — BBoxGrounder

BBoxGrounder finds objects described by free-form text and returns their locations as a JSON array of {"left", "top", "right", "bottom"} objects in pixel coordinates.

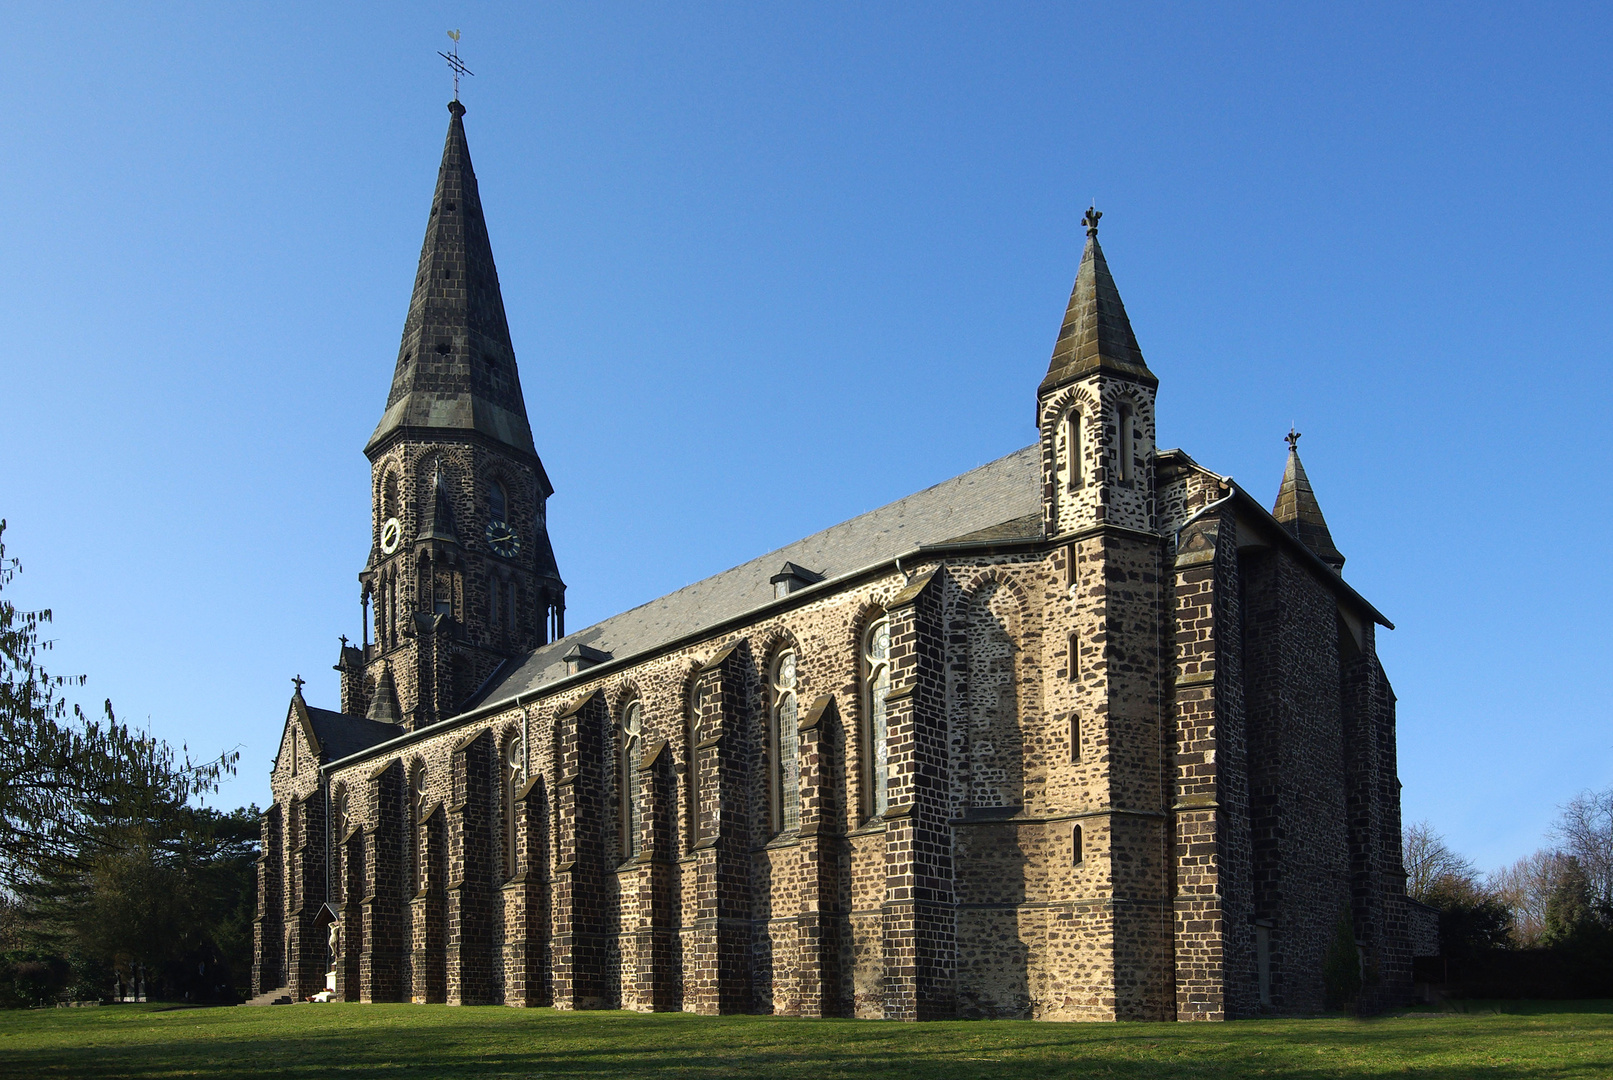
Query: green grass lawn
[{"left": 1, "top": 1000, "right": 1609, "bottom": 1079}]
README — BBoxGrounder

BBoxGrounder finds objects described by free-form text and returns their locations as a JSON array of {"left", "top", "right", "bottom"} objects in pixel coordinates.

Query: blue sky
[{"left": 2, "top": 3, "right": 1608, "bottom": 873}]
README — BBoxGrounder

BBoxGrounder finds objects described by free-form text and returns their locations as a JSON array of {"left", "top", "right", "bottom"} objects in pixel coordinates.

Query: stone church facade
[{"left": 254, "top": 101, "right": 1414, "bottom": 1020}]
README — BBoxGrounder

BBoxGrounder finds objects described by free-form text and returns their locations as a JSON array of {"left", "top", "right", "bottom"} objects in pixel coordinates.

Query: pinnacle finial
[
  {"left": 1083, "top": 206, "right": 1102, "bottom": 237},
  {"left": 292, "top": 674, "right": 306, "bottom": 695},
  {"left": 1285, "top": 427, "right": 1302, "bottom": 453}
]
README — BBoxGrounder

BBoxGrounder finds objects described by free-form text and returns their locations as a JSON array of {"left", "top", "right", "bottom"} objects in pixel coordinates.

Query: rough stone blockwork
[{"left": 261, "top": 105, "right": 1411, "bottom": 1020}]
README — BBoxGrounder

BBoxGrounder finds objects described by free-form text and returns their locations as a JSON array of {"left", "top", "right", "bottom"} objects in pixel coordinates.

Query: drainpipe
[{"left": 1173, "top": 479, "right": 1238, "bottom": 552}]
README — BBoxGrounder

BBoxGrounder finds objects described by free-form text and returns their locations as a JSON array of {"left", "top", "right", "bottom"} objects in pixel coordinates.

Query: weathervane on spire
[
  {"left": 1286, "top": 426, "right": 1302, "bottom": 452},
  {"left": 1083, "top": 205, "right": 1102, "bottom": 237},
  {"left": 438, "top": 30, "right": 474, "bottom": 101}
]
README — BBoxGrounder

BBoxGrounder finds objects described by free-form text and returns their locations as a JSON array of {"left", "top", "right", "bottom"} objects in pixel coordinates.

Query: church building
[{"left": 254, "top": 100, "right": 1415, "bottom": 1020}]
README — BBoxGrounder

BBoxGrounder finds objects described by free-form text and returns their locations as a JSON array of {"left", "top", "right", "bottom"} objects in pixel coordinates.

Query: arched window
[
  {"left": 1118, "top": 406, "right": 1135, "bottom": 484},
  {"left": 862, "top": 617, "right": 891, "bottom": 820},
  {"left": 620, "top": 701, "right": 643, "bottom": 858},
  {"left": 490, "top": 575, "right": 501, "bottom": 627},
  {"left": 1072, "top": 823, "right": 1084, "bottom": 865},
  {"left": 409, "top": 762, "right": 427, "bottom": 892},
  {"left": 503, "top": 735, "right": 523, "bottom": 877},
  {"left": 685, "top": 682, "right": 702, "bottom": 852},
  {"left": 1063, "top": 411, "right": 1083, "bottom": 489},
  {"left": 1070, "top": 713, "right": 1082, "bottom": 764},
  {"left": 770, "top": 651, "right": 800, "bottom": 834},
  {"left": 489, "top": 480, "right": 508, "bottom": 525},
  {"left": 382, "top": 472, "right": 399, "bottom": 520},
  {"left": 333, "top": 786, "right": 350, "bottom": 840}
]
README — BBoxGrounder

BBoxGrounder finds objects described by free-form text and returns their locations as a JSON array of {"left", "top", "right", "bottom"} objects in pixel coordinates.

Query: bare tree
[
  {"left": 1490, "top": 849, "right": 1562, "bottom": 946},
  {"left": 1404, "top": 820, "right": 1476, "bottom": 903},
  {"left": 1554, "top": 789, "right": 1613, "bottom": 910}
]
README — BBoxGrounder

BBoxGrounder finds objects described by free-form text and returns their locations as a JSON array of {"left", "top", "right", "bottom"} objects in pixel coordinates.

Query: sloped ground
[{"left": 0, "top": 1000, "right": 1608, "bottom": 1079}]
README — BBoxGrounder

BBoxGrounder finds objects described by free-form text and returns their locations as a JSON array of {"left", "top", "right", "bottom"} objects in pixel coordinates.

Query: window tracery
[
  {"left": 862, "top": 617, "right": 891, "bottom": 820},
  {"left": 771, "top": 650, "right": 800, "bottom": 834},
  {"left": 620, "top": 700, "right": 643, "bottom": 858}
]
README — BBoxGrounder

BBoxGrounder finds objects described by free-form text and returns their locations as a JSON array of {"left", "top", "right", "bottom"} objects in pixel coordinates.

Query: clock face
[
  {"left": 379, "top": 517, "right": 402, "bottom": 554},
  {"left": 486, "top": 519, "right": 521, "bottom": 559}
]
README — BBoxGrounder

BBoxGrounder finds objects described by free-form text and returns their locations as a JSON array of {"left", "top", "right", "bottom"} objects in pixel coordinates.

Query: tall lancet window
[
  {"left": 685, "top": 683, "right": 702, "bottom": 852},
  {"left": 489, "top": 481, "right": 508, "bottom": 526},
  {"left": 1063, "top": 411, "right": 1083, "bottom": 489},
  {"left": 862, "top": 617, "right": 891, "bottom": 820},
  {"left": 1118, "top": 406, "right": 1135, "bottom": 484},
  {"left": 771, "top": 651, "right": 800, "bottom": 834},
  {"left": 502, "top": 735, "right": 523, "bottom": 877},
  {"left": 620, "top": 700, "right": 643, "bottom": 858},
  {"left": 409, "top": 762, "right": 427, "bottom": 893}
]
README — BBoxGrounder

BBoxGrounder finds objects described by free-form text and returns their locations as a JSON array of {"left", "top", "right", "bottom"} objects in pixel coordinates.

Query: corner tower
[
  {"left": 347, "top": 101, "right": 564, "bottom": 731},
  {"left": 1034, "top": 210, "right": 1174, "bottom": 1018}
]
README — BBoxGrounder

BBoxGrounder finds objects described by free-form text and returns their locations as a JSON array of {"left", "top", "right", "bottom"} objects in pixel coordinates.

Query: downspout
[
  {"left": 322, "top": 773, "right": 332, "bottom": 917},
  {"left": 1173, "top": 479, "right": 1238, "bottom": 552}
]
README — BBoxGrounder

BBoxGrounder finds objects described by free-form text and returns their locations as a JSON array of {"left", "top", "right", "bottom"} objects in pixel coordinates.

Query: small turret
[
  {"left": 1037, "top": 209, "right": 1158, "bottom": 536},
  {"left": 1272, "top": 429, "right": 1345, "bottom": 572}
]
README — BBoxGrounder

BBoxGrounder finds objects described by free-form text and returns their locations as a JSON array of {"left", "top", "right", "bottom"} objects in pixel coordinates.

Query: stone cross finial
[
  {"left": 1286, "top": 427, "right": 1302, "bottom": 452},
  {"left": 292, "top": 674, "right": 306, "bottom": 695},
  {"left": 1083, "top": 206, "right": 1102, "bottom": 237}
]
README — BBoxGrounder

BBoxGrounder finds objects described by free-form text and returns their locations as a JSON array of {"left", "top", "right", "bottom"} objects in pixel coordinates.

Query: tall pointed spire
[
  {"left": 367, "top": 101, "right": 538, "bottom": 460},
  {"left": 1272, "top": 429, "right": 1345, "bottom": 572},
  {"left": 1041, "top": 208, "right": 1157, "bottom": 393}
]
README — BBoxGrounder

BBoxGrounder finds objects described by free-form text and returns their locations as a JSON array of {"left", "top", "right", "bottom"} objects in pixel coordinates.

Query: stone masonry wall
[{"left": 270, "top": 513, "right": 1409, "bottom": 1019}]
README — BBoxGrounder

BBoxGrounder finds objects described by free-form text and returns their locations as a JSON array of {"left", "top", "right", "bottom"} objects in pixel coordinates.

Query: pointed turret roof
[
  {"left": 1041, "top": 208, "right": 1156, "bottom": 394},
  {"left": 1271, "top": 430, "right": 1345, "bottom": 572},
  {"left": 367, "top": 662, "right": 402, "bottom": 724},
  {"left": 416, "top": 459, "right": 458, "bottom": 543},
  {"left": 367, "top": 101, "right": 540, "bottom": 466}
]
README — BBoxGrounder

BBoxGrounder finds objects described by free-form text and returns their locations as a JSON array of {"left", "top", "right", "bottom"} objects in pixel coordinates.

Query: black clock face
[{"left": 486, "top": 519, "right": 521, "bottom": 559}]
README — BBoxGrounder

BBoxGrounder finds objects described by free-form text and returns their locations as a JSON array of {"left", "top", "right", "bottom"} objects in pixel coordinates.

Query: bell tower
[{"left": 342, "top": 100, "right": 565, "bottom": 731}]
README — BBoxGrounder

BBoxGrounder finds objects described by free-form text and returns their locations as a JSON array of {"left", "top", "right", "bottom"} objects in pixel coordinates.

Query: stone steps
[{"left": 244, "top": 986, "right": 294, "bottom": 1006}]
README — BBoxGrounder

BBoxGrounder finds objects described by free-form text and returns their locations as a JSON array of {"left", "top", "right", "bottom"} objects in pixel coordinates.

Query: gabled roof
[
  {"left": 468, "top": 445, "right": 1043, "bottom": 706},
  {"left": 300, "top": 700, "right": 400, "bottom": 763},
  {"left": 367, "top": 101, "right": 541, "bottom": 470}
]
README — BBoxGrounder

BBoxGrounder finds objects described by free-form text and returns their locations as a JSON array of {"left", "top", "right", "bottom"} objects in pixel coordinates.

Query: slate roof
[
  {"left": 469, "top": 444, "right": 1042, "bottom": 708},
  {"left": 305, "top": 705, "right": 401, "bottom": 763},
  {"left": 1041, "top": 212, "right": 1157, "bottom": 393},
  {"left": 367, "top": 101, "right": 540, "bottom": 465},
  {"left": 1272, "top": 445, "right": 1346, "bottom": 571}
]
